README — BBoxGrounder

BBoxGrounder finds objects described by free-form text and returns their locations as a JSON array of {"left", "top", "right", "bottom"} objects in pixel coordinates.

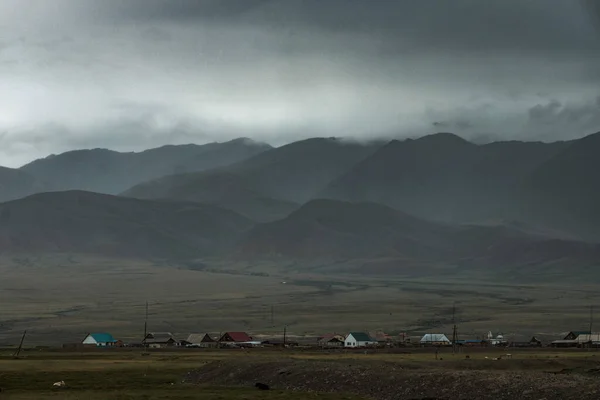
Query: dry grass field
[
  {"left": 1, "top": 255, "right": 600, "bottom": 345},
  {"left": 2, "top": 348, "right": 600, "bottom": 399}
]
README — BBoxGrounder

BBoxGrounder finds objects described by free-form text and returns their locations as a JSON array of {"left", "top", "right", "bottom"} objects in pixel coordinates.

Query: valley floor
[{"left": 1, "top": 255, "right": 599, "bottom": 345}]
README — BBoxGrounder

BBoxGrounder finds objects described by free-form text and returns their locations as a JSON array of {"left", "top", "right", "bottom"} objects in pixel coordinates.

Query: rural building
[
  {"left": 563, "top": 331, "right": 590, "bottom": 340},
  {"left": 185, "top": 333, "right": 217, "bottom": 348},
  {"left": 420, "top": 334, "right": 451, "bottom": 346},
  {"left": 344, "top": 332, "right": 377, "bottom": 348},
  {"left": 552, "top": 332, "right": 600, "bottom": 348},
  {"left": 369, "top": 331, "right": 393, "bottom": 345},
  {"left": 485, "top": 331, "right": 508, "bottom": 346},
  {"left": 317, "top": 334, "right": 345, "bottom": 348},
  {"left": 82, "top": 333, "right": 121, "bottom": 347},
  {"left": 143, "top": 332, "right": 177, "bottom": 348},
  {"left": 455, "top": 339, "right": 486, "bottom": 347},
  {"left": 507, "top": 337, "right": 543, "bottom": 348},
  {"left": 218, "top": 332, "right": 253, "bottom": 343}
]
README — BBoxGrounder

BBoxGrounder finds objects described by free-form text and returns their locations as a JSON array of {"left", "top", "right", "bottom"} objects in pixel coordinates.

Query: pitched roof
[
  {"left": 420, "top": 334, "right": 450, "bottom": 343},
  {"left": 89, "top": 333, "right": 116, "bottom": 343},
  {"left": 348, "top": 332, "right": 374, "bottom": 342},
  {"left": 186, "top": 334, "right": 209, "bottom": 344},
  {"left": 145, "top": 332, "right": 175, "bottom": 342},
  {"left": 222, "top": 332, "right": 252, "bottom": 342}
]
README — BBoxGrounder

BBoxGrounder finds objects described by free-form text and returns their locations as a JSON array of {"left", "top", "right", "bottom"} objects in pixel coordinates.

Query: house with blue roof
[{"left": 82, "top": 333, "right": 120, "bottom": 347}]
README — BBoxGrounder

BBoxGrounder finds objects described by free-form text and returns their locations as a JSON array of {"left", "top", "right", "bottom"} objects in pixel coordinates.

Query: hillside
[
  {"left": 123, "top": 137, "right": 381, "bottom": 220},
  {"left": 237, "top": 199, "right": 600, "bottom": 268},
  {"left": 0, "top": 191, "right": 254, "bottom": 259},
  {"left": 516, "top": 132, "right": 600, "bottom": 241},
  {"left": 19, "top": 138, "right": 271, "bottom": 195},
  {"left": 321, "top": 133, "right": 583, "bottom": 237},
  {"left": 0, "top": 166, "right": 48, "bottom": 203}
]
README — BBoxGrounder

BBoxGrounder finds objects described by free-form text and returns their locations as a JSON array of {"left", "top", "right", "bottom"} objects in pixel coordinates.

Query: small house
[
  {"left": 218, "top": 332, "right": 253, "bottom": 344},
  {"left": 185, "top": 333, "right": 217, "bottom": 348},
  {"left": 369, "top": 331, "right": 393, "bottom": 345},
  {"left": 143, "top": 332, "right": 177, "bottom": 348},
  {"left": 420, "top": 334, "right": 451, "bottom": 346},
  {"left": 345, "top": 332, "right": 377, "bottom": 348},
  {"left": 563, "top": 331, "right": 590, "bottom": 340},
  {"left": 82, "top": 333, "right": 121, "bottom": 347},
  {"left": 317, "top": 334, "right": 345, "bottom": 348},
  {"left": 575, "top": 333, "right": 600, "bottom": 345}
]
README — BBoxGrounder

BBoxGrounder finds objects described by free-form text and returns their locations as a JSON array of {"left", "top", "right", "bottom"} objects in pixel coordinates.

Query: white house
[
  {"left": 420, "top": 334, "right": 451, "bottom": 346},
  {"left": 82, "top": 333, "right": 119, "bottom": 347},
  {"left": 344, "top": 332, "right": 377, "bottom": 348}
]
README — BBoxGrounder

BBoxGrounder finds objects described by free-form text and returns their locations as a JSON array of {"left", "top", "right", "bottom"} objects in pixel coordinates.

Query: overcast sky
[{"left": 1, "top": 0, "right": 599, "bottom": 167}]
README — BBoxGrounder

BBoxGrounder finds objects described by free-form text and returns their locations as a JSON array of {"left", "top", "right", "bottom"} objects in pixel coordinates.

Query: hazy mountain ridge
[
  {"left": 0, "top": 191, "right": 254, "bottom": 259},
  {"left": 124, "top": 137, "right": 382, "bottom": 221},
  {"left": 1, "top": 192, "right": 597, "bottom": 273},
  {"left": 2, "top": 132, "right": 600, "bottom": 274},
  {"left": 18, "top": 138, "right": 271, "bottom": 195},
  {"left": 236, "top": 199, "right": 600, "bottom": 268},
  {"left": 0, "top": 166, "right": 49, "bottom": 203}
]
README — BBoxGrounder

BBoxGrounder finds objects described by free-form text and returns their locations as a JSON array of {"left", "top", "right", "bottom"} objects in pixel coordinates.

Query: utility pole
[
  {"left": 283, "top": 325, "right": 287, "bottom": 347},
  {"left": 13, "top": 330, "right": 27, "bottom": 358},
  {"left": 270, "top": 305, "right": 274, "bottom": 327}
]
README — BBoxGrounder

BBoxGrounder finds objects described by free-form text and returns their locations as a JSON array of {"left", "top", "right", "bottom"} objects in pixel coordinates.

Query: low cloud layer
[{"left": 1, "top": 0, "right": 599, "bottom": 167}]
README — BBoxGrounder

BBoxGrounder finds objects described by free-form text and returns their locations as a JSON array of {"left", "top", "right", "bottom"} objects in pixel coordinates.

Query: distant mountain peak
[
  {"left": 225, "top": 137, "right": 271, "bottom": 147},
  {"left": 414, "top": 132, "right": 473, "bottom": 146}
]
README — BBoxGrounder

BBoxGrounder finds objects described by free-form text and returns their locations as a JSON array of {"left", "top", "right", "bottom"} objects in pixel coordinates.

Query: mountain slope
[
  {"left": 123, "top": 137, "right": 381, "bottom": 220},
  {"left": 237, "top": 199, "right": 600, "bottom": 267},
  {"left": 322, "top": 133, "right": 570, "bottom": 227},
  {"left": 19, "top": 138, "right": 271, "bottom": 195},
  {"left": 517, "top": 131, "right": 600, "bottom": 240},
  {"left": 0, "top": 191, "right": 254, "bottom": 258},
  {"left": 0, "top": 167, "right": 48, "bottom": 203}
]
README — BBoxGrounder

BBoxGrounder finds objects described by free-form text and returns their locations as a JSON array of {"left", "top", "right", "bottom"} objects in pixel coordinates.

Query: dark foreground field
[{"left": 1, "top": 348, "right": 600, "bottom": 399}]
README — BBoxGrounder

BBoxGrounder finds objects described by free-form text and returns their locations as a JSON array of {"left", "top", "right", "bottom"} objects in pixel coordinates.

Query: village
[{"left": 69, "top": 330, "right": 600, "bottom": 350}]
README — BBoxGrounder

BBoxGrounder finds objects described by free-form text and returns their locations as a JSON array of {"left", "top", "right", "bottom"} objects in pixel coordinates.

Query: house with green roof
[
  {"left": 344, "top": 332, "right": 377, "bottom": 348},
  {"left": 82, "top": 333, "right": 120, "bottom": 347}
]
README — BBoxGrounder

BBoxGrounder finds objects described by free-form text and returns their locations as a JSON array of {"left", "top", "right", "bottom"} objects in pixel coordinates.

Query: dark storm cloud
[
  {"left": 101, "top": 0, "right": 599, "bottom": 53},
  {"left": 0, "top": 0, "right": 599, "bottom": 167}
]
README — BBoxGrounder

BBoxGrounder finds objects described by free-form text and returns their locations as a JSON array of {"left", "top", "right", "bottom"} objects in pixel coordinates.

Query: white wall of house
[
  {"left": 344, "top": 334, "right": 376, "bottom": 348},
  {"left": 345, "top": 334, "right": 358, "bottom": 347},
  {"left": 82, "top": 335, "right": 99, "bottom": 346}
]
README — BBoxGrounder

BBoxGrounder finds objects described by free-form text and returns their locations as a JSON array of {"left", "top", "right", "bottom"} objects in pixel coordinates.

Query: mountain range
[
  {"left": 1, "top": 131, "right": 600, "bottom": 275},
  {"left": 1, "top": 138, "right": 270, "bottom": 202}
]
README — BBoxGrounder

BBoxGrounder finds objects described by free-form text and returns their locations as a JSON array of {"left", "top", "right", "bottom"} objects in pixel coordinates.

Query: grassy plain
[
  {"left": 2, "top": 348, "right": 600, "bottom": 399},
  {"left": 1, "top": 255, "right": 600, "bottom": 345}
]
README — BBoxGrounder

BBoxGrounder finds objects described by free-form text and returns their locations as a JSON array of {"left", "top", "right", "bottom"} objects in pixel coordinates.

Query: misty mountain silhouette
[
  {"left": 2, "top": 132, "right": 600, "bottom": 270},
  {"left": 0, "top": 191, "right": 253, "bottom": 258},
  {"left": 19, "top": 138, "right": 271, "bottom": 195},
  {"left": 124, "top": 137, "right": 381, "bottom": 220},
  {"left": 236, "top": 199, "right": 600, "bottom": 268},
  {"left": 0, "top": 166, "right": 49, "bottom": 203}
]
